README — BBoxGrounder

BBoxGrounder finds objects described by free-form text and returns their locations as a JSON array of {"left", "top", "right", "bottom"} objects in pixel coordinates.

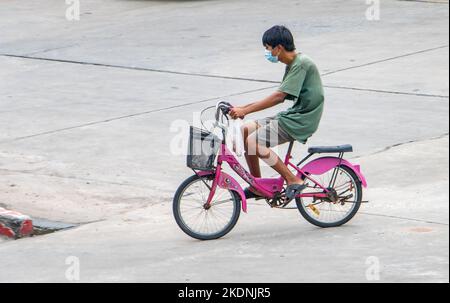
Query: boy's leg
[
  {"left": 247, "top": 120, "right": 304, "bottom": 186},
  {"left": 241, "top": 121, "right": 262, "bottom": 178},
  {"left": 246, "top": 133, "right": 303, "bottom": 186}
]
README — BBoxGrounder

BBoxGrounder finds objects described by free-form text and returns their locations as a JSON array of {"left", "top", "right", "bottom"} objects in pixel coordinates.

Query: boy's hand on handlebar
[{"left": 229, "top": 107, "right": 246, "bottom": 120}]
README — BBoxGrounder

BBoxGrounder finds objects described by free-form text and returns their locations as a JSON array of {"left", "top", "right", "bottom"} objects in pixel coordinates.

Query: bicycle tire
[{"left": 173, "top": 174, "right": 241, "bottom": 240}]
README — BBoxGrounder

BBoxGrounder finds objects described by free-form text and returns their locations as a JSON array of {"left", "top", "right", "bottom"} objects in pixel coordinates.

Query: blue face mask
[{"left": 265, "top": 49, "right": 279, "bottom": 63}]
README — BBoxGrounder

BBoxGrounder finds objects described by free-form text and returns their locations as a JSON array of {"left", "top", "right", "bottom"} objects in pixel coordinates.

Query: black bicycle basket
[{"left": 187, "top": 126, "right": 221, "bottom": 171}]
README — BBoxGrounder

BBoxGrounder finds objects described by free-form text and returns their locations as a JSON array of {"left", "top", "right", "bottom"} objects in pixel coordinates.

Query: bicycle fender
[
  {"left": 197, "top": 171, "right": 248, "bottom": 213},
  {"left": 300, "top": 157, "right": 368, "bottom": 188}
]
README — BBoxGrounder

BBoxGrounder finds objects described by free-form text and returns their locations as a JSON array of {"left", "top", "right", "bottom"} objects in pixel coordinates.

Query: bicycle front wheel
[{"left": 173, "top": 174, "right": 241, "bottom": 240}]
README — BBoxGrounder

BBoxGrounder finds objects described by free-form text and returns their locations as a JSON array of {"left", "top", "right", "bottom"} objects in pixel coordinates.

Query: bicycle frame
[{"left": 200, "top": 141, "right": 335, "bottom": 213}]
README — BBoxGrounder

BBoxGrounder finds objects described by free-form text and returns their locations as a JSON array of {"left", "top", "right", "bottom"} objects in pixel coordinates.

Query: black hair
[{"left": 262, "top": 25, "right": 296, "bottom": 51}]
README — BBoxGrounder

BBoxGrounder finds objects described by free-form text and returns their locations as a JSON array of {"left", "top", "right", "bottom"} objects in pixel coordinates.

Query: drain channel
[{"left": 32, "top": 218, "right": 78, "bottom": 236}]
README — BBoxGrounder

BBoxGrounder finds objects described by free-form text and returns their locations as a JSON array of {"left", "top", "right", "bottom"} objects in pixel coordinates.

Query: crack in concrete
[
  {"left": 0, "top": 168, "right": 160, "bottom": 191},
  {"left": 359, "top": 211, "right": 449, "bottom": 226},
  {"left": 350, "top": 133, "right": 449, "bottom": 159},
  {"left": 0, "top": 53, "right": 280, "bottom": 84},
  {"left": 323, "top": 85, "right": 449, "bottom": 99},
  {"left": 0, "top": 45, "right": 448, "bottom": 143},
  {"left": 1, "top": 44, "right": 448, "bottom": 99},
  {"left": 0, "top": 85, "right": 277, "bottom": 145},
  {"left": 3, "top": 45, "right": 448, "bottom": 82},
  {"left": 24, "top": 43, "right": 80, "bottom": 57},
  {"left": 321, "top": 45, "right": 449, "bottom": 76}
]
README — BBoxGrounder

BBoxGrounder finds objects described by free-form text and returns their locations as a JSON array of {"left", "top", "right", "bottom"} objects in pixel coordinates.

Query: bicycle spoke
[
  {"left": 298, "top": 167, "right": 359, "bottom": 224},
  {"left": 177, "top": 178, "right": 237, "bottom": 237}
]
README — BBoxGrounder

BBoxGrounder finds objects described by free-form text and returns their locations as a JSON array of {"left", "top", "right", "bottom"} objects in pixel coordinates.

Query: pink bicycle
[{"left": 173, "top": 102, "right": 368, "bottom": 240}]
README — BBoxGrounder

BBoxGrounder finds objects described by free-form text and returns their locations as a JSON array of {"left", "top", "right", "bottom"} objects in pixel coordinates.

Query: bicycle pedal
[
  {"left": 266, "top": 199, "right": 278, "bottom": 208},
  {"left": 308, "top": 204, "right": 321, "bottom": 216}
]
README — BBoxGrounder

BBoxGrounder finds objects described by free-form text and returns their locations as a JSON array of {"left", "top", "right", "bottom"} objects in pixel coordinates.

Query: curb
[{"left": 0, "top": 207, "right": 33, "bottom": 239}]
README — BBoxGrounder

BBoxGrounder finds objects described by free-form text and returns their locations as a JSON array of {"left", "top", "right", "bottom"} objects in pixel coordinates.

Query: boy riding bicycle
[{"left": 229, "top": 25, "right": 325, "bottom": 203}]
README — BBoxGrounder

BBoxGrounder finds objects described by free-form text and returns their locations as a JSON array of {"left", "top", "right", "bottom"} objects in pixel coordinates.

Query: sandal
[{"left": 284, "top": 183, "right": 307, "bottom": 203}]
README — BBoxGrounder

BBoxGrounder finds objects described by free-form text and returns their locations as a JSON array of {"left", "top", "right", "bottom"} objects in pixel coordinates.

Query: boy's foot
[
  {"left": 244, "top": 187, "right": 265, "bottom": 200},
  {"left": 284, "top": 183, "right": 307, "bottom": 203}
]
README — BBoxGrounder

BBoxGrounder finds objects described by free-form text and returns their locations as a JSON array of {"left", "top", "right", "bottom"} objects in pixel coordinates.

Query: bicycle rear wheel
[
  {"left": 296, "top": 165, "right": 362, "bottom": 228},
  {"left": 173, "top": 174, "right": 241, "bottom": 240}
]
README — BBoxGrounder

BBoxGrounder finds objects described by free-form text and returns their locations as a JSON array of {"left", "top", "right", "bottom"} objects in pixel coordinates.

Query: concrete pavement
[
  {"left": 0, "top": 0, "right": 448, "bottom": 282},
  {"left": 0, "top": 135, "right": 448, "bottom": 282}
]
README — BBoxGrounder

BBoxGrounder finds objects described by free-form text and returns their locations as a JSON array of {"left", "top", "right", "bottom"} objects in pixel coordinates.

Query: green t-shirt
[{"left": 277, "top": 53, "right": 324, "bottom": 143}]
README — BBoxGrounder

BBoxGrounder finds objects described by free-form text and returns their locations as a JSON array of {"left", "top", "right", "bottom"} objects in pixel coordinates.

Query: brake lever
[{"left": 215, "top": 101, "right": 233, "bottom": 119}]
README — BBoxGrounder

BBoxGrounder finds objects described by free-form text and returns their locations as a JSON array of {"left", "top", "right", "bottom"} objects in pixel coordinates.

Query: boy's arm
[{"left": 230, "top": 91, "right": 287, "bottom": 119}]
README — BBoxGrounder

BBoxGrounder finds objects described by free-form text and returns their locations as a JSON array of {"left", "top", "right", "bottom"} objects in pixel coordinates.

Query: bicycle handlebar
[{"left": 215, "top": 101, "right": 233, "bottom": 122}]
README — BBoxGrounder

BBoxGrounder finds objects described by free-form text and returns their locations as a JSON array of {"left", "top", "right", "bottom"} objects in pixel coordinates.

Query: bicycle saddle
[{"left": 308, "top": 144, "right": 353, "bottom": 154}]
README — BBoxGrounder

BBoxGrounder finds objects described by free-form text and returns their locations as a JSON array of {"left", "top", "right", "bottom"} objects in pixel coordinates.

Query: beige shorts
[{"left": 254, "top": 116, "right": 294, "bottom": 148}]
